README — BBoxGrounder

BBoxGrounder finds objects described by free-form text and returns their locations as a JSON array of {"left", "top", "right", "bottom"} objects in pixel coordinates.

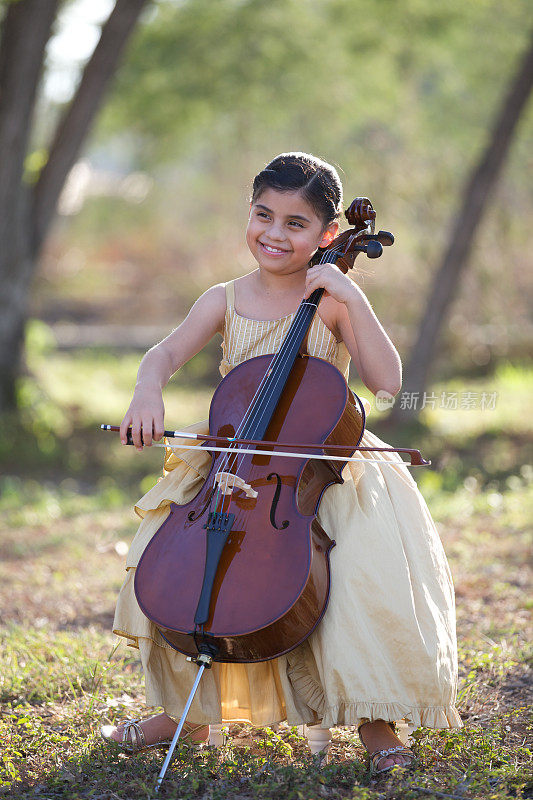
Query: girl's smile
[
  {"left": 246, "top": 188, "right": 336, "bottom": 275},
  {"left": 258, "top": 241, "right": 290, "bottom": 257}
]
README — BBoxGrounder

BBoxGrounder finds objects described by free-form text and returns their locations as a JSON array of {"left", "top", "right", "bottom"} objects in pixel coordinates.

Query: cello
[{"left": 102, "top": 198, "right": 428, "bottom": 789}]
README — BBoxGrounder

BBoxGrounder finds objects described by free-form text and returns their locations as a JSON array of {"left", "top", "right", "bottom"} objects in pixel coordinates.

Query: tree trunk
[
  {"left": 0, "top": 0, "right": 149, "bottom": 412},
  {"left": 33, "top": 0, "right": 149, "bottom": 252},
  {"left": 0, "top": 0, "right": 59, "bottom": 410},
  {"left": 390, "top": 31, "right": 533, "bottom": 424}
]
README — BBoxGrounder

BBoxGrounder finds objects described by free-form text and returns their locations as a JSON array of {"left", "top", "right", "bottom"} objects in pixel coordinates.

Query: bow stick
[{"left": 101, "top": 425, "right": 430, "bottom": 466}]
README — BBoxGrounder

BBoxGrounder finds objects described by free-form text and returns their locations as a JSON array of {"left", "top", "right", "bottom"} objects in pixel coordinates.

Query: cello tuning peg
[
  {"left": 377, "top": 230, "right": 394, "bottom": 246},
  {"left": 365, "top": 239, "right": 382, "bottom": 259}
]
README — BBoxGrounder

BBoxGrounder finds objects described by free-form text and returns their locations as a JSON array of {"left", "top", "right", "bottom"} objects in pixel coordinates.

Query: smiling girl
[{"left": 101, "top": 152, "right": 461, "bottom": 774}]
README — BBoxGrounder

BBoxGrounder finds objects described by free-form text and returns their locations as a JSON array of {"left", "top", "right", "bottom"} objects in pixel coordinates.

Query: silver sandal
[
  {"left": 368, "top": 744, "right": 415, "bottom": 776},
  {"left": 100, "top": 717, "right": 207, "bottom": 754},
  {"left": 358, "top": 721, "right": 415, "bottom": 776}
]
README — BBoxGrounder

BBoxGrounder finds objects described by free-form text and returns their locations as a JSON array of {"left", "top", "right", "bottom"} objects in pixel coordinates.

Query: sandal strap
[
  {"left": 181, "top": 723, "right": 207, "bottom": 742},
  {"left": 370, "top": 745, "right": 413, "bottom": 766},
  {"left": 122, "top": 718, "right": 146, "bottom": 752}
]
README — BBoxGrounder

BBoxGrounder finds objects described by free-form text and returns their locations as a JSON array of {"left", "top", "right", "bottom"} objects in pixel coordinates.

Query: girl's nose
[{"left": 268, "top": 221, "right": 285, "bottom": 241}]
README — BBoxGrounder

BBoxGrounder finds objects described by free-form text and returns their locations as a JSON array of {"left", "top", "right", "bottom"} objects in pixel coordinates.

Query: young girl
[{"left": 101, "top": 153, "right": 462, "bottom": 774}]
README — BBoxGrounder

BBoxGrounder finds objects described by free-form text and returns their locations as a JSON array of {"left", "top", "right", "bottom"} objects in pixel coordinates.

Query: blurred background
[
  {"left": 0, "top": 0, "right": 531, "bottom": 496},
  {"left": 1, "top": 0, "right": 531, "bottom": 491},
  {"left": 0, "top": 3, "right": 532, "bottom": 795}
]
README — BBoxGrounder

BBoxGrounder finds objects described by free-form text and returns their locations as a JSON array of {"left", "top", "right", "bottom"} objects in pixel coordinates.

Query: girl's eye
[
  {"left": 288, "top": 220, "right": 304, "bottom": 228},
  {"left": 257, "top": 211, "right": 270, "bottom": 219}
]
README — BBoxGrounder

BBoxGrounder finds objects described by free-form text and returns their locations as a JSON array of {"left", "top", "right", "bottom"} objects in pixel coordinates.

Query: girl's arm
[
  {"left": 304, "top": 264, "right": 402, "bottom": 397},
  {"left": 121, "top": 284, "right": 226, "bottom": 449},
  {"left": 336, "top": 292, "right": 402, "bottom": 396}
]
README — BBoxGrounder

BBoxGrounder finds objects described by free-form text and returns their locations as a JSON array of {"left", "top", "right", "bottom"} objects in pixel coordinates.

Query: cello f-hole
[
  {"left": 267, "top": 472, "right": 289, "bottom": 530},
  {"left": 188, "top": 486, "right": 215, "bottom": 522}
]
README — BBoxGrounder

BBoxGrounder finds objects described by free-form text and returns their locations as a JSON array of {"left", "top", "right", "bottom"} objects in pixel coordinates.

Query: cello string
[
  {"left": 208, "top": 264, "right": 331, "bottom": 507},
  {"left": 213, "top": 244, "right": 342, "bottom": 502},
  {"left": 210, "top": 293, "right": 317, "bottom": 512},
  {"left": 213, "top": 246, "right": 344, "bottom": 510},
  {"left": 229, "top": 246, "right": 339, "bottom": 456},
  {"left": 209, "top": 243, "right": 345, "bottom": 508},
  {"left": 212, "top": 244, "right": 344, "bottom": 511},
  {"left": 229, "top": 243, "right": 342, "bottom": 451},
  {"left": 206, "top": 302, "right": 311, "bottom": 508}
]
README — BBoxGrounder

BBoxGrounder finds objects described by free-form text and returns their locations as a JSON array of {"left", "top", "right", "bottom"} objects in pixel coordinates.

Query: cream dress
[{"left": 113, "top": 280, "right": 462, "bottom": 730}]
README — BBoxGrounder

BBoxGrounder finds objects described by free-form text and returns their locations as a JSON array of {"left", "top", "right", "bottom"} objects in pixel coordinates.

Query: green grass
[{"left": 0, "top": 353, "right": 531, "bottom": 798}]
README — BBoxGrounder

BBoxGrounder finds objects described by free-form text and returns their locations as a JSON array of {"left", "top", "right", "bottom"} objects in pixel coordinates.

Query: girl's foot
[
  {"left": 101, "top": 712, "right": 209, "bottom": 752},
  {"left": 358, "top": 719, "right": 414, "bottom": 774}
]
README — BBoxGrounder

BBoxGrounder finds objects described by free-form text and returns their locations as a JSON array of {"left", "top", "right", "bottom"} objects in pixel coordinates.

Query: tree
[
  {"left": 390, "top": 31, "right": 533, "bottom": 424},
  {"left": 0, "top": 0, "right": 149, "bottom": 412}
]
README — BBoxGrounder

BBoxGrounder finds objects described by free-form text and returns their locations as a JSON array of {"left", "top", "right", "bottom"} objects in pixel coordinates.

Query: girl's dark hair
[{"left": 251, "top": 152, "right": 343, "bottom": 227}]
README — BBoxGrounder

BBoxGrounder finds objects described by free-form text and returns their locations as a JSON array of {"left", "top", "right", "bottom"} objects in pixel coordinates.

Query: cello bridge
[{"left": 214, "top": 471, "right": 258, "bottom": 499}]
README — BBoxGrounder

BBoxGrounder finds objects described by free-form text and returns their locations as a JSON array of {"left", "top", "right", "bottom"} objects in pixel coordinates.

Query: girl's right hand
[
  {"left": 120, "top": 389, "right": 165, "bottom": 451},
  {"left": 117, "top": 283, "right": 226, "bottom": 451}
]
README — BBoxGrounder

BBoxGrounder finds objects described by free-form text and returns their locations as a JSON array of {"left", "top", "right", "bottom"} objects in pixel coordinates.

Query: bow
[{"left": 101, "top": 425, "right": 430, "bottom": 466}]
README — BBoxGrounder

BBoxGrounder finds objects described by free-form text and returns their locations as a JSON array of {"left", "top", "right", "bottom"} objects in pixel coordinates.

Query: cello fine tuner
[
  {"left": 214, "top": 471, "right": 258, "bottom": 499},
  {"left": 186, "top": 653, "right": 214, "bottom": 667}
]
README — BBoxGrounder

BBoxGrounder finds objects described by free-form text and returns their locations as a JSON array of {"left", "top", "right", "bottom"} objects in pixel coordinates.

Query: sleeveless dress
[{"left": 113, "top": 281, "right": 462, "bottom": 730}]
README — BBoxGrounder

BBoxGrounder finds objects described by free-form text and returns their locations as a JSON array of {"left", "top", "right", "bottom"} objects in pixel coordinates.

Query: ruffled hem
[
  {"left": 112, "top": 634, "right": 463, "bottom": 730},
  {"left": 286, "top": 651, "right": 326, "bottom": 715},
  {"left": 320, "top": 700, "right": 463, "bottom": 730},
  {"left": 285, "top": 643, "right": 462, "bottom": 730}
]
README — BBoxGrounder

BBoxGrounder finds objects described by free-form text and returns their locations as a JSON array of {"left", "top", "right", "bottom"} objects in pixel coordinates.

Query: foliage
[
  {"left": 31, "top": 0, "right": 533, "bottom": 386},
  {"left": 101, "top": 0, "right": 532, "bottom": 170}
]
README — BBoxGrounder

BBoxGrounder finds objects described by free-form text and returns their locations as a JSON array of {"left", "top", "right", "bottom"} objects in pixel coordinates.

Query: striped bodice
[{"left": 220, "top": 280, "right": 351, "bottom": 379}]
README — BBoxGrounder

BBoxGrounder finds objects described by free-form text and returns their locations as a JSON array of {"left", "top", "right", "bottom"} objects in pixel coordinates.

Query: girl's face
[{"left": 246, "top": 188, "right": 337, "bottom": 277}]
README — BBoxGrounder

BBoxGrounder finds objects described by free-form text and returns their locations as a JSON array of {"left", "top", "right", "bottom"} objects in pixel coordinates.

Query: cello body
[{"left": 134, "top": 353, "right": 365, "bottom": 663}]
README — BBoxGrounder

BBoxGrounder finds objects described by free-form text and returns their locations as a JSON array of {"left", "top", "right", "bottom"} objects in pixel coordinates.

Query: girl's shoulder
[
  {"left": 194, "top": 282, "right": 227, "bottom": 313},
  {"left": 185, "top": 283, "right": 227, "bottom": 336}
]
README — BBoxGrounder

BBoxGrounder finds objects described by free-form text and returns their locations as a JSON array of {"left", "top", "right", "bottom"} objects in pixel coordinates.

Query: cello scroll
[{"left": 310, "top": 196, "right": 394, "bottom": 273}]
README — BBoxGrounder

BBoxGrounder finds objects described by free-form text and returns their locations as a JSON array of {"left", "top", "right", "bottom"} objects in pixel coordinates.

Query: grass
[{"left": 0, "top": 350, "right": 531, "bottom": 798}]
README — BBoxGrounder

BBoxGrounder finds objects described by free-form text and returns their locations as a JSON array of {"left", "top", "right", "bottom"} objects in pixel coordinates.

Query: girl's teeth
[{"left": 263, "top": 244, "right": 284, "bottom": 253}]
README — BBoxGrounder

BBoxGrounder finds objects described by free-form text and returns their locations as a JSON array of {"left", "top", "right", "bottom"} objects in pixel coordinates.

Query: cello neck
[{"left": 239, "top": 287, "right": 325, "bottom": 442}]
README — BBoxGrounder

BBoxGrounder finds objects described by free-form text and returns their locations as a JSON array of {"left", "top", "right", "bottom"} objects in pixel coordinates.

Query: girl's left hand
[{"left": 304, "top": 263, "right": 359, "bottom": 305}]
